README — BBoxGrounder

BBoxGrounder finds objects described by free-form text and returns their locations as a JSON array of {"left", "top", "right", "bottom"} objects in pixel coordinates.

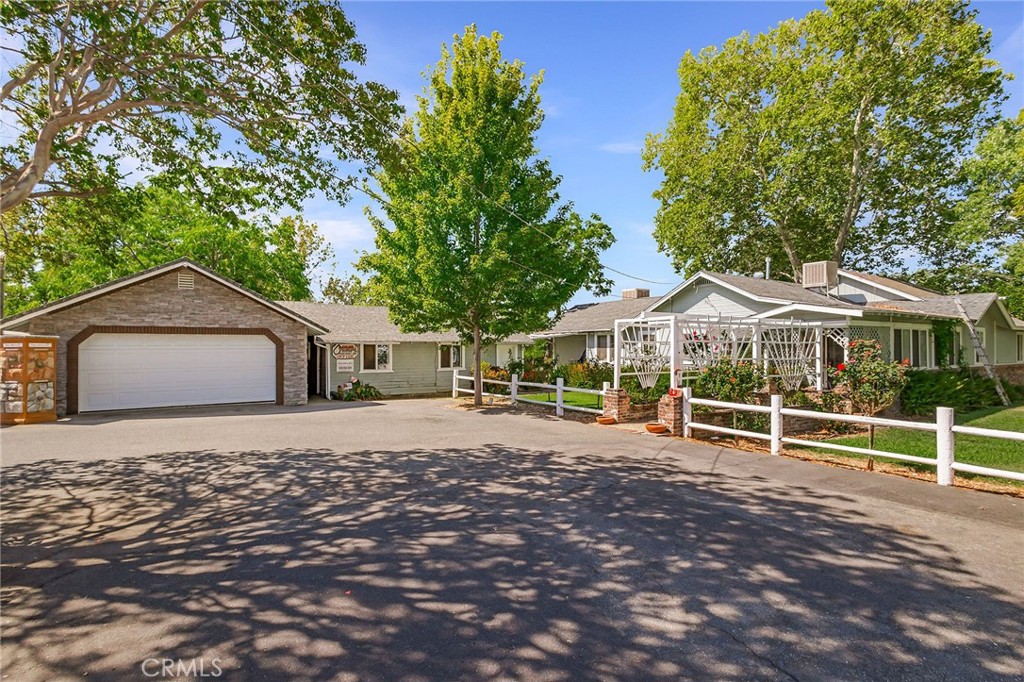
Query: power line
[
  {"left": 226, "top": 8, "right": 674, "bottom": 287},
  {"left": 26, "top": 9, "right": 673, "bottom": 290}
]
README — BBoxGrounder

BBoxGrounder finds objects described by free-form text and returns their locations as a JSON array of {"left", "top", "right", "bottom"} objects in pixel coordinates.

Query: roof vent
[
  {"left": 802, "top": 261, "right": 838, "bottom": 288},
  {"left": 622, "top": 288, "right": 650, "bottom": 299},
  {"left": 177, "top": 272, "right": 195, "bottom": 290}
]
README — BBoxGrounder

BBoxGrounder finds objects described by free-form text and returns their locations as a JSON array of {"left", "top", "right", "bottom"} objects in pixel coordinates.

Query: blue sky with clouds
[{"left": 306, "top": 1, "right": 1024, "bottom": 304}]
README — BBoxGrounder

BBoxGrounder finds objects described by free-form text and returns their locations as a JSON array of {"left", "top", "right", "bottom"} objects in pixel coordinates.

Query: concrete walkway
[{"left": 2, "top": 398, "right": 1022, "bottom": 680}]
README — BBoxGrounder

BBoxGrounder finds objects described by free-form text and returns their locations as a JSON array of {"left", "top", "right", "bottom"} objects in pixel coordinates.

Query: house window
[
  {"left": 893, "top": 328, "right": 929, "bottom": 368},
  {"left": 595, "top": 334, "right": 613, "bottom": 362},
  {"left": 362, "top": 344, "right": 392, "bottom": 372},
  {"left": 973, "top": 329, "right": 986, "bottom": 365},
  {"left": 1018, "top": 333, "right": 1023, "bottom": 363},
  {"left": 438, "top": 344, "right": 463, "bottom": 370}
]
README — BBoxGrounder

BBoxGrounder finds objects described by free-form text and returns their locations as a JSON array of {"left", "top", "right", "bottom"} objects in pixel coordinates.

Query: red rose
[{"left": 837, "top": 363, "right": 846, "bottom": 371}]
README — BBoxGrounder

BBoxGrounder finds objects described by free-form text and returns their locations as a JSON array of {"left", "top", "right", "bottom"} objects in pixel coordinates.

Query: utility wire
[
  {"left": 28, "top": 10, "right": 672, "bottom": 290},
  {"left": 227, "top": 8, "right": 673, "bottom": 287}
]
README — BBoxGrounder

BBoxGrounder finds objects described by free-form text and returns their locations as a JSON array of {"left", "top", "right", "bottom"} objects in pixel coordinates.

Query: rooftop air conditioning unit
[{"left": 802, "top": 261, "right": 838, "bottom": 288}]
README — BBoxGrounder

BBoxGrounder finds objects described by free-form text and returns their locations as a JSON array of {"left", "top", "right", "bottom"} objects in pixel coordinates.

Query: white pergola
[{"left": 613, "top": 313, "right": 849, "bottom": 392}]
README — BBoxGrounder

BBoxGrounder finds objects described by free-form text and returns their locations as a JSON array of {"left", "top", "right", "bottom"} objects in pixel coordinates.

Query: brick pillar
[
  {"left": 603, "top": 388, "right": 630, "bottom": 421},
  {"left": 658, "top": 393, "right": 684, "bottom": 435}
]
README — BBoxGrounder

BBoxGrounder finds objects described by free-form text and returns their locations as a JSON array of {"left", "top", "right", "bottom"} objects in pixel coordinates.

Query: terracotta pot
[
  {"left": 596, "top": 416, "right": 617, "bottom": 425},
  {"left": 646, "top": 422, "right": 668, "bottom": 434}
]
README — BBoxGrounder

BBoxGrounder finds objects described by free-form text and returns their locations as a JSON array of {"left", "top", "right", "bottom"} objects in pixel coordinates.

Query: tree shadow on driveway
[{"left": 2, "top": 445, "right": 1021, "bottom": 681}]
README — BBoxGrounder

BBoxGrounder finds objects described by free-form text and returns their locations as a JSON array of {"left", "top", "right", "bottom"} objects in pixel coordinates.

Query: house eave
[
  {"left": 1, "top": 259, "right": 329, "bottom": 335},
  {"left": 752, "top": 303, "right": 865, "bottom": 319}
]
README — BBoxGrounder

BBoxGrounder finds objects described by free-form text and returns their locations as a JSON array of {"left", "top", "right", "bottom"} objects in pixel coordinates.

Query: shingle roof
[
  {"left": 865, "top": 293, "right": 997, "bottom": 322},
  {"left": 700, "top": 271, "right": 864, "bottom": 309},
  {"left": 540, "top": 297, "right": 659, "bottom": 335},
  {"left": 840, "top": 270, "right": 940, "bottom": 300},
  {"left": 278, "top": 301, "right": 533, "bottom": 344},
  {"left": 0, "top": 258, "right": 327, "bottom": 333}
]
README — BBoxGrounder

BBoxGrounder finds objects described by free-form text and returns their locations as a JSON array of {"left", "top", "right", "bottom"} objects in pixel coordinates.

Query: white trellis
[
  {"left": 676, "top": 316, "right": 757, "bottom": 372},
  {"left": 613, "top": 314, "right": 849, "bottom": 392},
  {"left": 759, "top": 325, "right": 821, "bottom": 392},
  {"left": 614, "top": 316, "right": 675, "bottom": 389}
]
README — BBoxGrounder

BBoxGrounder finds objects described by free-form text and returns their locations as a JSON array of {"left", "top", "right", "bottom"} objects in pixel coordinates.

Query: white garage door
[{"left": 79, "top": 333, "right": 276, "bottom": 412}]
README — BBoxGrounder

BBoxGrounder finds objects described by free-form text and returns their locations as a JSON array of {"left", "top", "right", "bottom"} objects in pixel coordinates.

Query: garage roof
[{"left": 0, "top": 259, "right": 328, "bottom": 334}]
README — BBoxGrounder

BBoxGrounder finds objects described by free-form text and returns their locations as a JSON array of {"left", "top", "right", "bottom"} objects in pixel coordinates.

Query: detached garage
[{"left": 0, "top": 259, "right": 325, "bottom": 416}]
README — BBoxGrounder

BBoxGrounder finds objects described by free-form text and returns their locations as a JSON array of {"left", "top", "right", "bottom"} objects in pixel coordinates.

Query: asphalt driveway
[{"left": 2, "top": 398, "right": 1022, "bottom": 681}]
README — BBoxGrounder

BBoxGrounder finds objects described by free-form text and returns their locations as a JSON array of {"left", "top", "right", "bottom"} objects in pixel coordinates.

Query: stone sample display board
[{"left": 1, "top": 335, "right": 58, "bottom": 425}]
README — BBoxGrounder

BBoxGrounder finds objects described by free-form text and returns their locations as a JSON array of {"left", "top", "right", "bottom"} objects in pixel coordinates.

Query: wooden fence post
[
  {"left": 511, "top": 374, "right": 518, "bottom": 403},
  {"left": 556, "top": 377, "right": 564, "bottom": 417},
  {"left": 682, "top": 386, "right": 692, "bottom": 438},
  {"left": 936, "top": 406, "right": 955, "bottom": 486},
  {"left": 770, "top": 393, "right": 782, "bottom": 456},
  {"left": 452, "top": 369, "right": 461, "bottom": 398}
]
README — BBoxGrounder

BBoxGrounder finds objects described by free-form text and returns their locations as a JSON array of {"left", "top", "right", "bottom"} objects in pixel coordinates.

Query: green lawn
[
  {"left": 517, "top": 390, "right": 603, "bottom": 410},
  {"left": 801, "top": 405, "right": 1024, "bottom": 479}
]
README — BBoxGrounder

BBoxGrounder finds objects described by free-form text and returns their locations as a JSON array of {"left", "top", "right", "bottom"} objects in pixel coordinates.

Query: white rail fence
[
  {"left": 678, "top": 387, "right": 1024, "bottom": 486},
  {"left": 452, "top": 371, "right": 604, "bottom": 416}
]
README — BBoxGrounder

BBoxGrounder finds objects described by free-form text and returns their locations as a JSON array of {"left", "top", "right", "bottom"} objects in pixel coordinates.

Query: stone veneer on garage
[{"left": 11, "top": 268, "right": 309, "bottom": 416}]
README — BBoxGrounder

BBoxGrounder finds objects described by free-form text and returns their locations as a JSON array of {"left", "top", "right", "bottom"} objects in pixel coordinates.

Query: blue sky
[{"left": 309, "top": 1, "right": 1024, "bottom": 305}]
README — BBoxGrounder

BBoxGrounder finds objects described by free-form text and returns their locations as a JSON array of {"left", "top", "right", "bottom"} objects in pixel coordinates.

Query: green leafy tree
[
  {"left": 1, "top": 0, "right": 400, "bottom": 214},
  {"left": 644, "top": 0, "right": 1006, "bottom": 280},
  {"left": 908, "top": 110, "right": 1024, "bottom": 316},
  {"left": 2, "top": 185, "right": 332, "bottom": 314},
  {"left": 321, "top": 274, "right": 383, "bottom": 306},
  {"left": 360, "top": 27, "right": 614, "bottom": 406}
]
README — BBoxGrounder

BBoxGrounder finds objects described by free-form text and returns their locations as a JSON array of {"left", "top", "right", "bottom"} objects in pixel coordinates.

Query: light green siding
[
  {"left": 652, "top": 282, "right": 766, "bottom": 317},
  {"left": 480, "top": 344, "right": 497, "bottom": 366},
  {"left": 326, "top": 342, "right": 506, "bottom": 396},
  {"left": 552, "top": 335, "right": 586, "bottom": 364},
  {"left": 955, "top": 307, "right": 1022, "bottom": 366},
  {"left": 495, "top": 343, "right": 522, "bottom": 367},
  {"left": 994, "top": 325, "right": 1018, "bottom": 364}
]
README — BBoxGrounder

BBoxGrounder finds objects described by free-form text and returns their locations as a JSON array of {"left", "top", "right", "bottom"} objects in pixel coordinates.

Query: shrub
[
  {"left": 693, "top": 359, "right": 766, "bottom": 403},
  {"left": 782, "top": 390, "right": 854, "bottom": 434},
  {"left": 900, "top": 369, "right": 1023, "bottom": 416},
  {"left": 691, "top": 360, "right": 767, "bottom": 433},
  {"left": 828, "top": 339, "right": 908, "bottom": 416},
  {"left": 549, "top": 361, "right": 615, "bottom": 390},
  {"left": 520, "top": 351, "right": 557, "bottom": 384},
  {"left": 332, "top": 378, "right": 383, "bottom": 401},
  {"left": 482, "top": 365, "right": 511, "bottom": 395},
  {"left": 622, "top": 372, "right": 671, "bottom": 405},
  {"left": 828, "top": 339, "right": 908, "bottom": 462},
  {"left": 506, "top": 358, "right": 525, "bottom": 377}
]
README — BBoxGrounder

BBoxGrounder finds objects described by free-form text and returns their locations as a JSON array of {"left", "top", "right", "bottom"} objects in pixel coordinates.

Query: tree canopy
[
  {"left": 908, "top": 109, "right": 1024, "bottom": 316},
  {"left": 359, "top": 26, "right": 614, "bottom": 404},
  {"left": 1, "top": 0, "right": 400, "bottom": 215},
  {"left": 644, "top": 0, "right": 1007, "bottom": 281},
  {"left": 321, "top": 274, "right": 383, "bottom": 306},
  {"left": 2, "top": 184, "right": 333, "bottom": 315}
]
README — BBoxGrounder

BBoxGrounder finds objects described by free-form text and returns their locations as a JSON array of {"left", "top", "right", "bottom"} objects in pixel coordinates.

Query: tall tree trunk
[
  {"left": 832, "top": 92, "right": 872, "bottom": 263},
  {"left": 473, "top": 321, "right": 483, "bottom": 407}
]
